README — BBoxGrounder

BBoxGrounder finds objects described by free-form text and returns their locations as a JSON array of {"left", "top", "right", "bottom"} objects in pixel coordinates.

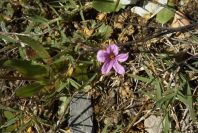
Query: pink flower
[{"left": 97, "top": 44, "right": 128, "bottom": 75}]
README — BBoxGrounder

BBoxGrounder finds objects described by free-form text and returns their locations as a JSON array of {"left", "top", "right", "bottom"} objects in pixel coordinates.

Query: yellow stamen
[{"left": 109, "top": 54, "right": 115, "bottom": 60}]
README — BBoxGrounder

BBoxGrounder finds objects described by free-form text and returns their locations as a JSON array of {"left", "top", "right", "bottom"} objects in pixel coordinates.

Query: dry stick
[
  {"left": 118, "top": 22, "right": 198, "bottom": 47},
  {"left": 0, "top": 75, "right": 36, "bottom": 81},
  {"left": 0, "top": 31, "right": 49, "bottom": 36},
  {"left": 126, "top": 100, "right": 149, "bottom": 133}
]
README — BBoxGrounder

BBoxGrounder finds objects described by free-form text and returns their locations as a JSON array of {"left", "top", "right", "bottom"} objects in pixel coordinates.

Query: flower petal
[
  {"left": 113, "top": 61, "right": 125, "bottom": 74},
  {"left": 107, "top": 44, "right": 119, "bottom": 55},
  {"left": 101, "top": 60, "right": 114, "bottom": 74},
  {"left": 116, "top": 53, "right": 128, "bottom": 62},
  {"left": 97, "top": 50, "right": 108, "bottom": 62}
]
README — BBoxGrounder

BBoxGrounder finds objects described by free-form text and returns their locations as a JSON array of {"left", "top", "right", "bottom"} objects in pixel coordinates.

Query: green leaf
[
  {"left": 156, "top": 6, "right": 175, "bottom": 24},
  {"left": 155, "top": 93, "right": 176, "bottom": 108},
  {"left": 83, "top": 73, "right": 97, "bottom": 87},
  {"left": 177, "top": 74, "right": 197, "bottom": 122},
  {"left": 16, "top": 83, "right": 44, "bottom": 97},
  {"left": 58, "top": 96, "right": 70, "bottom": 116},
  {"left": 6, "top": 125, "right": 16, "bottom": 132},
  {"left": 18, "top": 36, "right": 51, "bottom": 62},
  {"left": 177, "top": 91, "right": 196, "bottom": 122},
  {"left": 50, "top": 57, "right": 68, "bottom": 74},
  {"left": 187, "top": 65, "right": 198, "bottom": 73},
  {"left": 154, "top": 79, "right": 162, "bottom": 100},
  {"left": 6, "top": 3, "right": 14, "bottom": 18},
  {"left": 68, "top": 78, "right": 81, "bottom": 89},
  {"left": 57, "top": 81, "right": 68, "bottom": 92},
  {"left": 0, "top": 113, "right": 22, "bottom": 128},
  {"left": 97, "top": 24, "right": 113, "bottom": 39},
  {"left": 3, "top": 59, "right": 48, "bottom": 79},
  {"left": 3, "top": 111, "right": 15, "bottom": 120},
  {"left": 127, "top": 74, "right": 153, "bottom": 83},
  {"left": 68, "top": 0, "right": 78, "bottom": 8},
  {"left": 92, "top": 0, "right": 127, "bottom": 13},
  {"left": 74, "top": 65, "right": 88, "bottom": 82},
  {"left": 102, "top": 124, "right": 110, "bottom": 133},
  {"left": 18, "top": 47, "right": 27, "bottom": 60},
  {"left": 191, "top": 34, "right": 198, "bottom": 43},
  {"left": 192, "top": 61, "right": 198, "bottom": 65},
  {"left": 0, "top": 34, "right": 17, "bottom": 43},
  {"left": 163, "top": 112, "right": 171, "bottom": 133},
  {"left": 29, "top": 15, "right": 49, "bottom": 24},
  {"left": 113, "top": 125, "right": 122, "bottom": 133}
]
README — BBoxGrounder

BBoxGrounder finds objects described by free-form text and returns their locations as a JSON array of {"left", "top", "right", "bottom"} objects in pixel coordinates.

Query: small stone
[
  {"left": 144, "top": 115, "right": 163, "bottom": 133},
  {"left": 69, "top": 93, "right": 94, "bottom": 133}
]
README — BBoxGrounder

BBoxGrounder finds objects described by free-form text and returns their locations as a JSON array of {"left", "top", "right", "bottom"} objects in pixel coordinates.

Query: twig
[
  {"left": 0, "top": 31, "right": 49, "bottom": 36},
  {"left": 125, "top": 100, "right": 149, "bottom": 133},
  {"left": 119, "top": 23, "right": 198, "bottom": 46},
  {"left": 0, "top": 76, "right": 36, "bottom": 81}
]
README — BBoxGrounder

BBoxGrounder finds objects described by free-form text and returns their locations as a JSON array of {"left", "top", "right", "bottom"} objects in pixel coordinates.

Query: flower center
[{"left": 109, "top": 54, "right": 115, "bottom": 60}]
